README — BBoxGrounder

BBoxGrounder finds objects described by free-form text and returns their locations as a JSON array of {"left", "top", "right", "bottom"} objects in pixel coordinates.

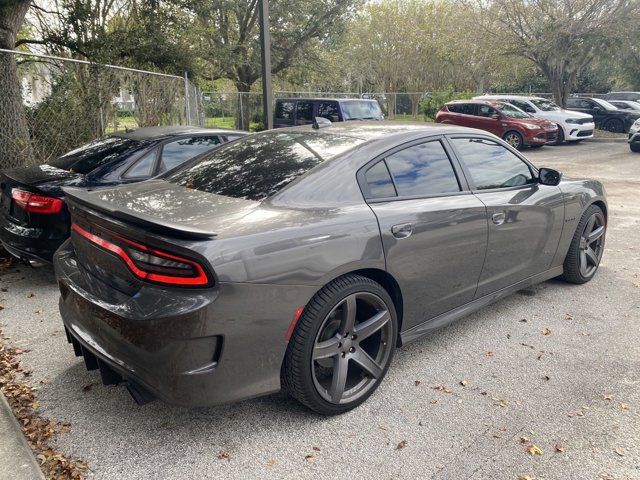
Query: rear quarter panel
[{"left": 551, "top": 178, "right": 607, "bottom": 268}]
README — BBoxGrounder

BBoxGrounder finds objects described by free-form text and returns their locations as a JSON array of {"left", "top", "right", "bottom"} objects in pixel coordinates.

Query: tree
[
  {"left": 186, "top": 0, "right": 362, "bottom": 129},
  {"left": 493, "top": 0, "right": 633, "bottom": 107},
  {"left": 0, "top": 0, "right": 32, "bottom": 169}
]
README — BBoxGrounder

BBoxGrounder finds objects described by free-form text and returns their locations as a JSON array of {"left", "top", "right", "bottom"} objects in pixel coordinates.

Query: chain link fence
[{"left": 1, "top": 49, "right": 202, "bottom": 168}]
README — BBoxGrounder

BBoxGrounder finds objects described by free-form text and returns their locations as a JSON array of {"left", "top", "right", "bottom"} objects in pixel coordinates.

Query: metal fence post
[{"left": 184, "top": 71, "right": 191, "bottom": 125}]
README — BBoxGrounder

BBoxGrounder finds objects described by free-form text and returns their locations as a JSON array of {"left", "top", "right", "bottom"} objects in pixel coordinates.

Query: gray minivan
[{"left": 274, "top": 98, "right": 383, "bottom": 128}]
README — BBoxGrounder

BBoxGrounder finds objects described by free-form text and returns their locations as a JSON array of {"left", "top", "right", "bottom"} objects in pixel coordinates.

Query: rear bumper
[
  {"left": 0, "top": 214, "right": 66, "bottom": 263},
  {"left": 54, "top": 240, "right": 317, "bottom": 407}
]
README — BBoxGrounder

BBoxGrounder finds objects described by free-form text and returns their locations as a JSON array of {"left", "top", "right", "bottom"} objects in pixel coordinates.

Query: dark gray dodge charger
[{"left": 54, "top": 122, "right": 607, "bottom": 415}]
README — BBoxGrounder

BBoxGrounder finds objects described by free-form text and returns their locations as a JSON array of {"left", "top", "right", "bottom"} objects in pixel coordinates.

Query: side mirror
[{"left": 539, "top": 167, "right": 562, "bottom": 186}]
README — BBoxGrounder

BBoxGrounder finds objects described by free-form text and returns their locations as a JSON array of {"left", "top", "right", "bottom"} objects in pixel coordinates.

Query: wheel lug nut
[
  {"left": 351, "top": 335, "right": 356, "bottom": 340},
  {"left": 349, "top": 347, "right": 355, "bottom": 352},
  {"left": 341, "top": 352, "right": 345, "bottom": 358}
]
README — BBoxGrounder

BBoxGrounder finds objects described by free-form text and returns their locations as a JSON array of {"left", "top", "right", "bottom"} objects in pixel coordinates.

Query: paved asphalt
[{"left": 0, "top": 140, "right": 638, "bottom": 480}]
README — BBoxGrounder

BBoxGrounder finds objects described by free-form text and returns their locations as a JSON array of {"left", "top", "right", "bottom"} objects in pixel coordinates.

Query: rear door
[
  {"left": 361, "top": 137, "right": 488, "bottom": 329},
  {"left": 447, "top": 135, "right": 564, "bottom": 297},
  {"left": 294, "top": 100, "right": 316, "bottom": 126}
]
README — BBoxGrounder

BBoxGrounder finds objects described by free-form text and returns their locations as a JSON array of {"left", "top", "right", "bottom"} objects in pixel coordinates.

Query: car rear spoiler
[{"left": 62, "top": 187, "right": 218, "bottom": 240}]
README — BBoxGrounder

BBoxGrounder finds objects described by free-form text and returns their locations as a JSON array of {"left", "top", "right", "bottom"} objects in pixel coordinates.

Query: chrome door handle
[
  {"left": 491, "top": 212, "right": 506, "bottom": 225},
  {"left": 391, "top": 223, "right": 412, "bottom": 239}
]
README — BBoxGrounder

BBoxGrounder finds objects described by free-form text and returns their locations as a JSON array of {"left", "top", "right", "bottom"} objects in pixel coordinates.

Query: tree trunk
[{"left": 0, "top": 0, "right": 33, "bottom": 169}]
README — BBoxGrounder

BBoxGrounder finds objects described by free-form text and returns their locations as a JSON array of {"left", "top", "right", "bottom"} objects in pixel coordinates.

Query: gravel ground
[{"left": 1, "top": 140, "right": 639, "bottom": 480}]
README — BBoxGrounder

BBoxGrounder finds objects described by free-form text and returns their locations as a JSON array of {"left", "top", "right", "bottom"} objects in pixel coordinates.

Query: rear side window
[
  {"left": 363, "top": 161, "right": 396, "bottom": 199},
  {"left": 158, "top": 136, "right": 221, "bottom": 173},
  {"left": 275, "top": 101, "right": 295, "bottom": 120},
  {"left": 124, "top": 149, "right": 157, "bottom": 178},
  {"left": 296, "top": 102, "right": 314, "bottom": 121},
  {"left": 48, "top": 137, "right": 146, "bottom": 174},
  {"left": 447, "top": 103, "right": 475, "bottom": 115},
  {"left": 385, "top": 141, "right": 460, "bottom": 196},
  {"left": 451, "top": 138, "right": 534, "bottom": 190}
]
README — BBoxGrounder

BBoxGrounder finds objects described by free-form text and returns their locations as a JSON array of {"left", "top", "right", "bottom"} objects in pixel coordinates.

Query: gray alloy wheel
[
  {"left": 503, "top": 131, "right": 523, "bottom": 150},
  {"left": 604, "top": 118, "right": 624, "bottom": 133},
  {"left": 562, "top": 205, "right": 606, "bottom": 284},
  {"left": 282, "top": 274, "right": 397, "bottom": 415}
]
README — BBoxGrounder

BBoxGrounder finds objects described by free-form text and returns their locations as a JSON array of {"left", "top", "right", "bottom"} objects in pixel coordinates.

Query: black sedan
[
  {"left": 566, "top": 97, "right": 640, "bottom": 133},
  {"left": 0, "top": 126, "right": 245, "bottom": 263},
  {"left": 54, "top": 122, "right": 607, "bottom": 415}
]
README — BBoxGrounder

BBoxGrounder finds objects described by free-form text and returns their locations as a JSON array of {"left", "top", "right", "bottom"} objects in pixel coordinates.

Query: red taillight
[
  {"left": 71, "top": 223, "right": 210, "bottom": 287},
  {"left": 12, "top": 189, "right": 63, "bottom": 214}
]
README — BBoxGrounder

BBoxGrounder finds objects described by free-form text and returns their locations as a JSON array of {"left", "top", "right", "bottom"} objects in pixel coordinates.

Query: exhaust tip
[{"left": 126, "top": 382, "right": 155, "bottom": 406}]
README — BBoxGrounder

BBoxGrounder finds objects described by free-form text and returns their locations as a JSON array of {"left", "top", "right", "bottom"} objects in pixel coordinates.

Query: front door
[
  {"left": 473, "top": 104, "right": 503, "bottom": 136},
  {"left": 360, "top": 138, "right": 488, "bottom": 329},
  {"left": 447, "top": 136, "right": 564, "bottom": 297}
]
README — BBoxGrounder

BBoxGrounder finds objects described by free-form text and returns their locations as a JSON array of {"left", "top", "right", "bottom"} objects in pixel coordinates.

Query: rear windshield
[
  {"left": 341, "top": 101, "right": 383, "bottom": 120},
  {"left": 48, "top": 137, "right": 146, "bottom": 174},
  {"left": 164, "top": 131, "right": 365, "bottom": 201}
]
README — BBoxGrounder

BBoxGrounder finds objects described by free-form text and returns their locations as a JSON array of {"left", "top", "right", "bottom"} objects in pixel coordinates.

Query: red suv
[{"left": 436, "top": 100, "right": 558, "bottom": 149}]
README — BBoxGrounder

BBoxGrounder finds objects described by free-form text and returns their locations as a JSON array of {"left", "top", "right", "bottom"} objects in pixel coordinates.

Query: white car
[
  {"left": 473, "top": 95, "right": 595, "bottom": 143},
  {"left": 629, "top": 118, "right": 640, "bottom": 153}
]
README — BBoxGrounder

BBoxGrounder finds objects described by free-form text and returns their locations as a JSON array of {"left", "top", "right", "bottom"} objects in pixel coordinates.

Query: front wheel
[
  {"left": 561, "top": 205, "right": 606, "bottom": 284},
  {"left": 282, "top": 274, "right": 398, "bottom": 415},
  {"left": 604, "top": 118, "right": 624, "bottom": 133},
  {"left": 503, "top": 131, "right": 524, "bottom": 150}
]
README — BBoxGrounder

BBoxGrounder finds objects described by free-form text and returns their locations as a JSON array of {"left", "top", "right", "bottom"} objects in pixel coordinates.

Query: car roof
[
  {"left": 477, "top": 94, "right": 548, "bottom": 101},
  {"left": 269, "top": 121, "right": 489, "bottom": 146},
  {"left": 447, "top": 99, "right": 503, "bottom": 106},
  {"left": 112, "top": 126, "right": 246, "bottom": 141},
  {"left": 275, "top": 98, "right": 378, "bottom": 103}
]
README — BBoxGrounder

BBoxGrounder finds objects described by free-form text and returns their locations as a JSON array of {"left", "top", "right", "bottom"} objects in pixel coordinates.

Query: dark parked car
[
  {"left": 604, "top": 91, "right": 640, "bottom": 102},
  {"left": 566, "top": 97, "right": 640, "bottom": 132},
  {"left": 435, "top": 100, "right": 558, "bottom": 149},
  {"left": 0, "top": 126, "right": 245, "bottom": 263},
  {"left": 274, "top": 98, "right": 383, "bottom": 128},
  {"left": 629, "top": 119, "right": 640, "bottom": 152},
  {"left": 608, "top": 100, "right": 640, "bottom": 111},
  {"left": 55, "top": 123, "right": 607, "bottom": 415}
]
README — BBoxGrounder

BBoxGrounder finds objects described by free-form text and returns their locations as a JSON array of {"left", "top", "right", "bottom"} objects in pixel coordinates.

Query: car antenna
[{"left": 312, "top": 117, "right": 332, "bottom": 129}]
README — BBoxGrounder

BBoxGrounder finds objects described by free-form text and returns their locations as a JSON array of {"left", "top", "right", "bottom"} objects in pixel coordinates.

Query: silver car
[{"left": 54, "top": 122, "right": 607, "bottom": 415}]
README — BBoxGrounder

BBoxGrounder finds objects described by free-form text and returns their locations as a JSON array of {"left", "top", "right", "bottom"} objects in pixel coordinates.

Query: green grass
[{"left": 106, "top": 116, "right": 137, "bottom": 134}]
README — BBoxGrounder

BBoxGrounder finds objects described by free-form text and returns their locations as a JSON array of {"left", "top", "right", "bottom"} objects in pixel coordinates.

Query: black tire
[
  {"left": 555, "top": 125, "right": 565, "bottom": 145},
  {"left": 630, "top": 142, "right": 640, "bottom": 153},
  {"left": 604, "top": 118, "right": 624, "bottom": 133},
  {"left": 282, "top": 274, "right": 398, "bottom": 415},
  {"left": 503, "top": 130, "right": 524, "bottom": 150},
  {"left": 561, "top": 205, "right": 606, "bottom": 284}
]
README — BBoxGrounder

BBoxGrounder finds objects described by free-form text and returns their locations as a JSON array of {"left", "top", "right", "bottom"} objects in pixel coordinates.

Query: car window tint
[
  {"left": 449, "top": 103, "right": 475, "bottom": 115},
  {"left": 477, "top": 105, "right": 498, "bottom": 118},
  {"left": 451, "top": 138, "right": 534, "bottom": 190},
  {"left": 165, "top": 131, "right": 366, "bottom": 201},
  {"left": 158, "top": 136, "right": 221, "bottom": 173},
  {"left": 385, "top": 141, "right": 460, "bottom": 196},
  {"left": 340, "top": 101, "right": 382, "bottom": 120},
  {"left": 124, "top": 149, "right": 157, "bottom": 178},
  {"left": 509, "top": 99, "right": 535, "bottom": 113},
  {"left": 363, "top": 161, "right": 396, "bottom": 199},
  {"left": 48, "top": 137, "right": 146, "bottom": 174},
  {"left": 318, "top": 102, "right": 340, "bottom": 121},
  {"left": 296, "top": 102, "right": 314, "bottom": 121},
  {"left": 275, "top": 101, "right": 295, "bottom": 120}
]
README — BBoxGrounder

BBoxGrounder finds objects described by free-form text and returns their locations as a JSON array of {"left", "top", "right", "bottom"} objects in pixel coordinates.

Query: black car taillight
[
  {"left": 71, "top": 223, "right": 210, "bottom": 287},
  {"left": 12, "top": 188, "right": 63, "bottom": 214}
]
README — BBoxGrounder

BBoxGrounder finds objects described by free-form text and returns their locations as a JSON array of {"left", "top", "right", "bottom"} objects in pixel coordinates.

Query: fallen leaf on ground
[
  {"left": 27, "top": 293, "right": 35, "bottom": 298},
  {"left": 266, "top": 459, "right": 276, "bottom": 467},
  {"left": 520, "top": 437, "right": 529, "bottom": 444},
  {"left": 217, "top": 450, "right": 230, "bottom": 459},
  {"left": 555, "top": 444, "right": 565, "bottom": 452},
  {"left": 396, "top": 440, "right": 407, "bottom": 450},
  {"left": 620, "top": 403, "right": 629, "bottom": 410},
  {"left": 614, "top": 448, "right": 624, "bottom": 456},
  {"left": 305, "top": 454, "right": 316, "bottom": 461},
  {"left": 564, "top": 313, "right": 573, "bottom": 320},
  {"left": 312, "top": 446, "right": 320, "bottom": 452},
  {"left": 431, "top": 385, "right": 452, "bottom": 393},
  {"left": 35, "top": 309, "right": 43, "bottom": 314},
  {"left": 485, "top": 351, "right": 494, "bottom": 356},
  {"left": 603, "top": 394, "right": 612, "bottom": 400},
  {"left": 518, "top": 476, "right": 533, "bottom": 480},
  {"left": 414, "top": 380, "right": 421, "bottom": 386},
  {"left": 542, "top": 328, "right": 552, "bottom": 335},
  {"left": 527, "top": 444, "right": 543, "bottom": 456},
  {"left": 459, "top": 380, "right": 468, "bottom": 386}
]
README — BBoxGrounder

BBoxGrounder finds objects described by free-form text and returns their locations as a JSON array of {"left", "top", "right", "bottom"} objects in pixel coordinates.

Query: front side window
[
  {"left": 165, "top": 131, "right": 366, "bottom": 201},
  {"left": 318, "top": 102, "right": 340, "bottom": 121},
  {"left": 158, "top": 136, "right": 221, "bottom": 173},
  {"left": 451, "top": 137, "right": 534, "bottom": 190},
  {"left": 296, "top": 102, "right": 314, "bottom": 121},
  {"left": 384, "top": 141, "right": 461, "bottom": 196},
  {"left": 275, "top": 101, "right": 295, "bottom": 120},
  {"left": 477, "top": 105, "right": 499, "bottom": 118}
]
